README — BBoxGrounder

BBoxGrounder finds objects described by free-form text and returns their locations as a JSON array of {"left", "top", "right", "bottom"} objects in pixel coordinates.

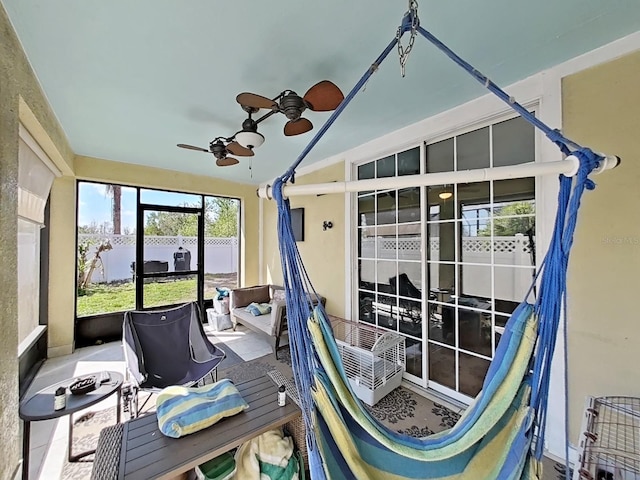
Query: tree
[
  {"left": 105, "top": 184, "right": 122, "bottom": 234},
  {"left": 206, "top": 197, "right": 239, "bottom": 237},
  {"left": 144, "top": 211, "right": 198, "bottom": 236},
  {"left": 141, "top": 198, "right": 239, "bottom": 237},
  {"left": 478, "top": 202, "right": 534, "bottom": 236}
]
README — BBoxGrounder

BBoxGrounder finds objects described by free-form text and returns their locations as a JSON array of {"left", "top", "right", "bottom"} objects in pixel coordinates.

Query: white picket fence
[
  {"left": 79, "top": 234, "right": 238, "bottom": 283},
  {"left": 360, "top": 234, "right": 534, "bottom": 302}
]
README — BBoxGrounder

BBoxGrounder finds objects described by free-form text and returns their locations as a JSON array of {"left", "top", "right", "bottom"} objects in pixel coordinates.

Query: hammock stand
[{"left": 259, "top": 3, "right": 620, "bottom": 479}]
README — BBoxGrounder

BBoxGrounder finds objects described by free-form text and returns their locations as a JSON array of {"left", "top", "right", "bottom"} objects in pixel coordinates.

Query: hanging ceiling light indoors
[
  {"left": 234, "top": 114, "right": 265, "bottom": 150},
  {"left": 438, "top": 187, "right": 453, "bottom": 200}
]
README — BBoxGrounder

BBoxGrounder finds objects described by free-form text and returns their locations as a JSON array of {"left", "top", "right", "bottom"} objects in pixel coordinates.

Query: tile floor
[{"left": 22, "top": 324, "right": 272, "bottom": 480}]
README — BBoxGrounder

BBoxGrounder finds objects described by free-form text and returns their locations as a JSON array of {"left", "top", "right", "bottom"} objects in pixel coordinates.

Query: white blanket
[{"left": 234, "top": 428, "right": 300, "bottom": 480}]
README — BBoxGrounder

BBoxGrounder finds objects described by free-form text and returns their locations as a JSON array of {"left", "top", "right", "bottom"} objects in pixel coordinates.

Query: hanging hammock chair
[{"left": 264, "top": 3, "right": 619, "bottom": 479}]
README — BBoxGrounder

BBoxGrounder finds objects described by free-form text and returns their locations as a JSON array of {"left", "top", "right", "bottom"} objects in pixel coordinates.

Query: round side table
[{"left": 19, "top": 371, "right": 123, "bottom": 480}]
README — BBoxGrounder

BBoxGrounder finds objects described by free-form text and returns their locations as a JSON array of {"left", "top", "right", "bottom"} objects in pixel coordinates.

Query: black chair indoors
[{"left": 122, "top": 302, "right": 226, "bottom": 417}]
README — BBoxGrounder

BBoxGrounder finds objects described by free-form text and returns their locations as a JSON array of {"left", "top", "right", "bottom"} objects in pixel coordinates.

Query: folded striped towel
[
  {"left": 235, "top": 429, "right": 300, "bottom": 480},
  {"left": 156, "top": 379, "right": 248, "bottom": 438}
]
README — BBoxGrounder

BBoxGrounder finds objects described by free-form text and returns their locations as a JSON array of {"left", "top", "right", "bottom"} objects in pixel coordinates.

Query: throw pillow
[
  {"left": 272, "top": 289, "right": 287, "bottom": 303},
  {"left": 156, "top": 379, "right": 249, "bottom": 438},
  {"left": 245, "top": 302, "right": 272, "bottom": 316}
]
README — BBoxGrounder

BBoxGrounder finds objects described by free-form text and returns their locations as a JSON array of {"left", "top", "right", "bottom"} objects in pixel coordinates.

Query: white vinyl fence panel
[
  {"left": 78, "top": 234, "right": 238, "bottom": 283},
  {"left": 360, "top": 234, "right": 534, "bottom": 302}
]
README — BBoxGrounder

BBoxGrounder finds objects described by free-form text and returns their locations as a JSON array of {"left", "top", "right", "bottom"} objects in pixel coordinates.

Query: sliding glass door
[{"left": 354, "top": 114, "right": 537, "bottom": 401}]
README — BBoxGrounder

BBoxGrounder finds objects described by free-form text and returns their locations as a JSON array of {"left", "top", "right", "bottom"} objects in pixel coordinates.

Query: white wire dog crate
[
  {"left": 330, "top": 317, "right": 406, "bottom": 406},
  {"left": 573, "top": 396, "right": 640, "bottom": 480}
]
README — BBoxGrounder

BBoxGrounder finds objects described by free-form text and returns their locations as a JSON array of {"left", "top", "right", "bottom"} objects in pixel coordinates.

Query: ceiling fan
[
  {"left": 177, "top": 137, "right": 253, "bottom": 167},
  {"left": 236, "top": 80, "right": 344, "bottom": 137}
]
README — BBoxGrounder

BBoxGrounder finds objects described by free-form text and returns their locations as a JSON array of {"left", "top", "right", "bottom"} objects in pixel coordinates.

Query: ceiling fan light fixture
[
  {"left": 438, "top": 191, "right": 453, "bottom": 200},
  {"left": 235, "top": 130, "right": 265, "bottom": 150}
]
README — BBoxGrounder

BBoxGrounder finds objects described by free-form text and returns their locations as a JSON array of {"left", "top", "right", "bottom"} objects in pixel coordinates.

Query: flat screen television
[{"left": 291, "top": 208, "right": 304, "bottom": 242}]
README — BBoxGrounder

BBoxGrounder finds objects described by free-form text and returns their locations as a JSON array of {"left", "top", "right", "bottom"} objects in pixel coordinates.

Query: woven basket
[{"left": 267, "top": 370, "right": 308, "bottom": 468}]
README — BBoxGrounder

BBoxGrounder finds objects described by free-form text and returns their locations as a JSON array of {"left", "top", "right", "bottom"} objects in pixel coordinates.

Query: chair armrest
[{"left": 269, "top": 300, "right": 287, "bottom": 337}]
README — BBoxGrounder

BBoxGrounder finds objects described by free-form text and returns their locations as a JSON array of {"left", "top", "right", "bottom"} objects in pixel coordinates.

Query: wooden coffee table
[{"left": 107, "top": 376, "right": 300, "bottom": 480}]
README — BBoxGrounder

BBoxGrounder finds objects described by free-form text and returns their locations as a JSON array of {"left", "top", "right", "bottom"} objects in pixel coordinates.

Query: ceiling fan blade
[
  {"left": 284, "top": 117, "right": 313, "bottom": 136},
  {"left": 236, "top": 92, "right": 278, "bottom": 110},
  {"left": 177, "top": 143, "right": 209, "bottom": 153},
  {"left": 303, "top": 80, "right": 344, "bottom": 111},
  {"left": 216, "top": 157, "right": 240, "bottom": 167},
  {"left": 226, "top": 141, "right": 254, "bottom": 157}
]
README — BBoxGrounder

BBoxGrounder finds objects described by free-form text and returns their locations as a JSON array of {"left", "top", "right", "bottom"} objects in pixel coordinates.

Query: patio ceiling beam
[{"left": 257, "top": 154, "right": 620, "bottom": 200}]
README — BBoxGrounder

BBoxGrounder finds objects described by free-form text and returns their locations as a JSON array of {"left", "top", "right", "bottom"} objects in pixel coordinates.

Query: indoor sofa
[{"left": 229, "top": 285, "right": 325, "bottom": 359}]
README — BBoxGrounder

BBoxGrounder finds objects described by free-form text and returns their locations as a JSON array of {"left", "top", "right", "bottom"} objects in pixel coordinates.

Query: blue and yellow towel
[
  {"left": 156, "top": 379, "right": 249, "bottom": 438},
  {"left": 245, "top": 302, "right": 272, "bottom": 316}
]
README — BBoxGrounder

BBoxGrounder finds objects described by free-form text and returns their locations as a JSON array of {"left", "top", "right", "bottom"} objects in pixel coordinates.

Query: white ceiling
[{"left": 4, "top": 1, "right": 640, "bottom": 185}]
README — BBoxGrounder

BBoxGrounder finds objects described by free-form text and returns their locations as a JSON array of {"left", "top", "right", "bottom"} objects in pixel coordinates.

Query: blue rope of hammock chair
[{"left": 272, "top": 7, "right": 605, "bottom": 479}]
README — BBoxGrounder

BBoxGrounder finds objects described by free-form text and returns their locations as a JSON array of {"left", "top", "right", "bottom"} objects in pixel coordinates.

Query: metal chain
[{"left": 396, "top": 0, "right": 419, "bottom": 77}]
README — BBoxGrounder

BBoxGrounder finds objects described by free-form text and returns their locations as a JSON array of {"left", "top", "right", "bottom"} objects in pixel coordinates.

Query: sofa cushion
[
  {"left": 233, "top": 285, "right": 270, "bottom": 308},
  {"left": 232, "top": 308, "right": 273, "bottom": 335}
]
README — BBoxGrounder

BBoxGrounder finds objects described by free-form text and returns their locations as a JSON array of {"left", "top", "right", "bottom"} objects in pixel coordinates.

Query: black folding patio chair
[{"left": 122, "top": 302, "right": 226, "bottom": 417}]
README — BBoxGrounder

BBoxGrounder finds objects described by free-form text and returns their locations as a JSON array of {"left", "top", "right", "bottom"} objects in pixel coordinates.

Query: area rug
[{"left": 61, "top": 346, "right": 569, "bottom": 480}]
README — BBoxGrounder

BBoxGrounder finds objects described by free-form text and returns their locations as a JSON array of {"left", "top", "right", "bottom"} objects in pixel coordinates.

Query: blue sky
[{"left": 77, "top": 183, "right": 202, "bottom": 232}]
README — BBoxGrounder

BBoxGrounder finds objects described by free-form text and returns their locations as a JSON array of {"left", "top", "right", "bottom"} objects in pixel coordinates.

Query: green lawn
[{"left": 77, "top": 278, "right": 215, "bottom": 317}]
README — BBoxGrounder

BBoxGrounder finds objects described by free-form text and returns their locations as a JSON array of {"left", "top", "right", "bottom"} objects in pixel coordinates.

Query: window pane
[
  {"left": 140, "top": 189, "right": 202, "bottom": 208},
  {"left": 396, "top": 263, "right": 421, "bottom": 297},
  {"left": 430, "top": 222, "right": 455, "bottom": 263},
  {"left": 427, "top": 138, "right": 454, "bottom": 173},
  {"left": 398, "top": 299, "right": 422, "bottom": 337},
  {"left": 406, "top": 338, "right": 423, "bottom": 378},
  {"left": 375, "top": 294, "right": 397, "bottom": 330},
  {"left": 495, "top": 266, "right": 535, "bottom": 308},
  {"left": 459, "top": 352, "right": 490, "bottom": 397},
  {"left": 358, "top": 194, "right": 376, "bottom": 226},
  {"left": 358, "top": 162, "right": 375, "bottom": 195},
  {"left": 493, "top": 116, "right": 535, "bottom": 167},
  {"left": 376, "top": 232, "right": 398, "bottom": 261},
  {"left": 457, "top": 127, "right": 489, "bottom": 170},
  {"left": 143, "top": 274, "right": 197, "bottom": 309},
  {"left": 359, "top": 290, "right": 375, "bottom": 324},
  {"left": 458, "top": 307, "right": 491, "bottom": 357},
  {"left": 359, "top": 231, "right": 375, "bottom": 259},
  {"left": 460, "top": 264, "right": 491, "bottom": 301},
  {"left": 359, "top": 259, "right": 376, "bottom": 290},
  {"left": 398, "top": 147, "right": 420, "bottom": 176},
  {"left": 358, "top": 162, "right": 375, "bottom": 180},
  {"left": 397, "top": 188, "right": 421, "bottom": 223},
  {"left": 204, "top": 197, "right": 239, "bottom": 299},
  {"left": 376, "top": 191, "right": 396, "bottom": 225},
  {"left": 376, "top": 260, "right": 396, "bottom": 291},
  {"left": 376, "top": 155, "right": 395, "bottom": 178},
  {"left": 142, "top": 210, "right": 199, "bottom": 275},
  {"left": 77, "top": 183, "right": 137, "bottom": 317},
  {"left": 429, "top": 344, "right": 455, "bottom": 389}
]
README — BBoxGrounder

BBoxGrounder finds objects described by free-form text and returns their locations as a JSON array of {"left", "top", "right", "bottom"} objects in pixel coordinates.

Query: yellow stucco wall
[
  {"left": 0, "top": 3, "right": 75, "bottom": 477},
  {"left": 563, "top": 50, "right": 640, "bottom": 441},
  {"left": 262, "top": 162, "right": 347, "bottom": 316}
]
